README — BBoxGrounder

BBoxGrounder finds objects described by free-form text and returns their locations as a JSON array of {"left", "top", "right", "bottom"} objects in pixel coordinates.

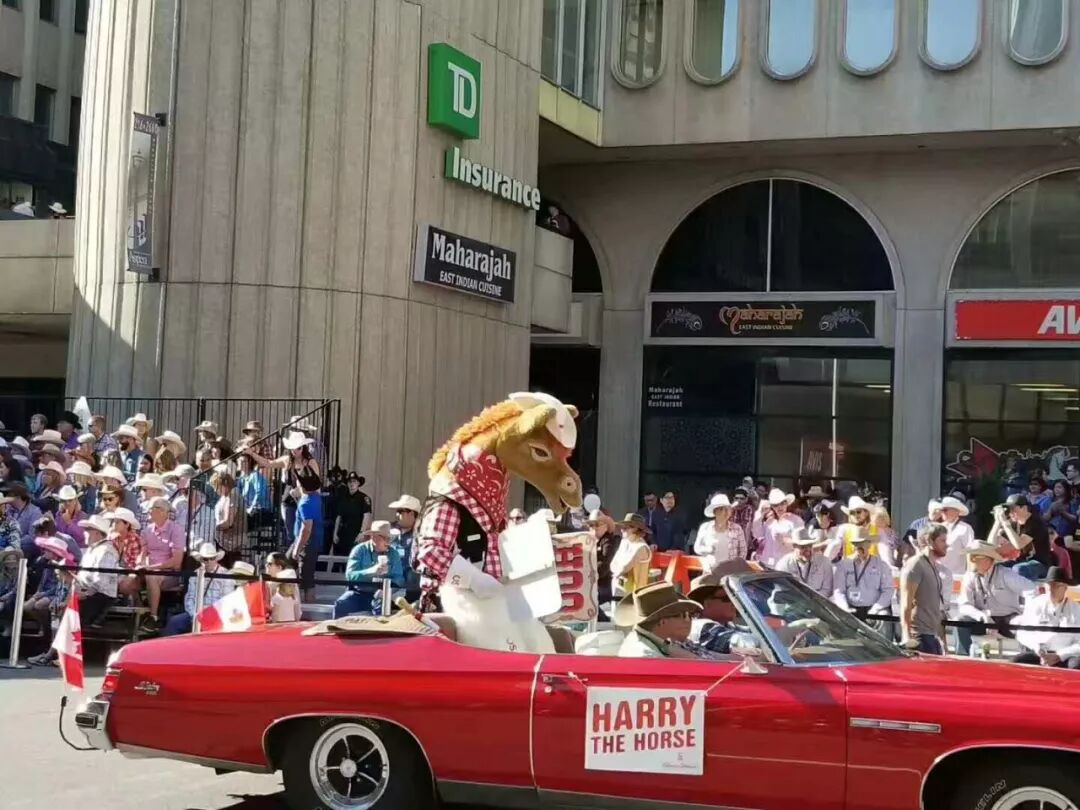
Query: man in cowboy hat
[
  {"left": 832, "top": 529, "right": 894, "bottom": 622},
  {"left": 994, "top": 494, "right": 1056, "bottom": 582},
  {"left": 154, "top": 429, "right": 187, "bottom": 459},
  {"left": 1011, "top": 566, "right": 1080, "bottom": 669},
  {"left": 685, "top": 571, "right": 749, "bottom": 655},
  {"left": 163, "top": 541, "right": 235, "bottom": 636},
  {"left": 938, "top": 494, "right": 977, "bottom": 577},
  {"left": 388, "top": 494, "right": 423, "bottom": 601},
  {"left": 775, "top": 528, "right": 833, "bottom": 598},
  {"left": 615, "top": 581, "right": 705, "bottom": 659},
  {"left": 111, "top": 424, "right": 144, "bottom": 483},
  {"left": 55, "top": 410, "right": 83, "bottom": 451},
  {"left": 332, "top": 472, "right": 373, "bottom": 555},
  {"left": 88, "top": 414, "right": 119, "bottom": 455},
  {"left": 955, "top": 543, "right": 1030, "bottom": 656},
  {"left": 751, "top": 488, "right": 805, "bottom": 568},
  {"left": 73, "top": 513, "right": 120, "bottom": 626},
  {"left": 333, "top": 521, "right": 406, "bottom": 618},
  {"left": 610, "top": 513, "right": 654, "bottom": 596}
]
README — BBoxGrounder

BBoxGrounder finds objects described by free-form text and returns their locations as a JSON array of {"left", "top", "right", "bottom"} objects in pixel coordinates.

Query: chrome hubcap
[
  {"left": 308, "top": 723, "right": 389, "bottom": 809},
  {"left": 993, "top": 787, "right": 1078, "bottom": 810}
]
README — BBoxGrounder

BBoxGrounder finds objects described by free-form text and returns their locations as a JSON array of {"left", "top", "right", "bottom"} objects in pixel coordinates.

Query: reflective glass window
[
  {"left": 1008, "top": 0, "right": 1067, "bottom": 65},
  {"left": 542, "top": 0, "right": 559, "bottom": 80},
  {"left": 921, "top": 0, "right": 981, "bottom": 70},
  {"left": 561, "top": 0, "right": 583, "bottom": 95},
  {"left": 952, "top": 171, "right": 1080, "bottom": 289},
  {"left": 616, "top": 0, "right": 665, "bottom": 87},
  {"left": 582, "top": 0, "right": 604, "bottom": 105},
  {"left": 687, "top": 0, "right": 740, "bottom": 83},
  {"left": 762, "top": 0, "right": 817, "bottom": 80},
  {"left": 841, "top": 0, "right": 896, "bottom": 75}
]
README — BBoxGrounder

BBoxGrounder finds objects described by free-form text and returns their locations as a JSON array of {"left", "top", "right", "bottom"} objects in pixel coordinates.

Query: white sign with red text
[
  {"left": 585, "top": 687, "right": 706, "bottom": 776},
  {"left": 551, "top": 532, "right": 599, "bottom": 622}
]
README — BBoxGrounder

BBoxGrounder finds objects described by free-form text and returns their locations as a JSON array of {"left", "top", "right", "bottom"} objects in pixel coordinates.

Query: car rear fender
[{"left": 920, "top": 744, "right": 1080, "bottom": 809}]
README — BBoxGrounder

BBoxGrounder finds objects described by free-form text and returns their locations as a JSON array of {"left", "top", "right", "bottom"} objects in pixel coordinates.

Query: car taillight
[{"left": 101, "top": 665, "right": 122, "bottom": 696}]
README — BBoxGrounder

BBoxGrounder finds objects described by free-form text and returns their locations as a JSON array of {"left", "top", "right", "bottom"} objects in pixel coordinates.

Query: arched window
[
  {"left": 1008, "top": 0, "right": 1068, "bottom": 66},
  {"left": 685, "top": 0, "right": 740, "bottom": 84},
  {"left": 761, "top": 0, "right": 818, "bottom": 81},
  {"left": 652, "top": 179, "right": 892, "bottom": 292},
  {"left": 919, "top": 0, "right": 981, "bottom": 71},
  {"left": 841, "top": 0, "right": 898, "bottom": 76},
  {"left": 613, "top": 0, "right": 665, "bottom": 88},
  {"left": 951, "top": 170, "right": 1080, "bottom": 290}
]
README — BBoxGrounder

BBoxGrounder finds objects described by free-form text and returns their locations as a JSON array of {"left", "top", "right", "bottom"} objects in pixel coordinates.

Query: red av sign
[{"left": 954, "top": 300, "right": 1080, "bottom": 341}]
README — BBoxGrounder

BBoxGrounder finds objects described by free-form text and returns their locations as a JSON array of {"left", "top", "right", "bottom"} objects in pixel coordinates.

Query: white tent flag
[{"left": 72, "top": 396, "right": 92, "bottom": 434}]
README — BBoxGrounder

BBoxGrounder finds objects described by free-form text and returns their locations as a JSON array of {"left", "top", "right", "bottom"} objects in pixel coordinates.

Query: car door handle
[{"left": 541, "top": 673, "right": 588, "bottom": 694}]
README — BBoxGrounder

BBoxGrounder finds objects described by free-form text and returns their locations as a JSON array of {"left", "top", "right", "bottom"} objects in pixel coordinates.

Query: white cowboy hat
[
  {"left": 127, "top": 413, "right": 153, "bottom": 428},
  {"left": 927, "top": 499, "right": 943, "bottom": 514},
  {"left": 67, "top": 460, "right": 94, "bottom": 478},
  {"left": 38, "top": 460, "right": 66, "bottom": 477},
  {"left": 48, "top": 201, "right": 67, "bottom": 215},
  {"left": 77, "top": 514, "right": 112, "bottom": 536},
  {"left": 155, "top": 430, "right": 187, "bottom": 454},
  {"left": 191, "top": 541, "right": 225, "bottom": 561},
  {"left": 134, "top": 473, "right": 167, "bottom": 491},
  {"left": 57, "top": 485, "right": 79, "bottom": 502},
  {"left": 388, "top": 494, "right": 422, "bottom": 513},
  {"left": 965, "top": 543, "right": 1004, "bottom": 562},
  {"left": 95, "top": 465, "right": 127, "bottom": 487},
  {"left": 162, "top": 463, "right": 197, "bottom": 481},
  {"left": 231, "top": 561, "right": 257, "bottom": 577},
  {"left": 195, "top": 420, "right": 219, "bottom": 436},
  {"left": 106, "top": 507, "right": 141, "bottom": 531},
  {"left": 790, "top": 528, "right": 822, "bottom": 547},
  {"left": 34, "top": 429, "right": 63, "bottom": 444},
  {"left": 704, "top": 493, "right": 733, "bottom": 518},
  {"left": 281, "top": 431, "right": 313, "bottom": 450},
  {"left": 842, "top": 496, "right": 873, "bottom": 515},
  {"left": 363, "top": 520, "right": 394, "bottom": 540},
  {"left": 508, "top": 391, "right": 578, "bottom": 450},
  {"left": 938, "top": 496, "right": 969, "bottom": 517},
  {"left": 767, "top": 488, "right": 795, "bottom": 507},
  {"left": 76, "top": 433, "right": 96, "bottom": 446},
  {"left": 111, "top": 424, "right": 140, "bottom": 440}
]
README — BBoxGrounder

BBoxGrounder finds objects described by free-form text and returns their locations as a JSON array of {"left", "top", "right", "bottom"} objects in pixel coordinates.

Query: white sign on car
[{"left": 584, "top": 687, "right": 706, "bottom": 776}]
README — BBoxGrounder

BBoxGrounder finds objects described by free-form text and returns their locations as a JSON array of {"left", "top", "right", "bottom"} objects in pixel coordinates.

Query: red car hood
[{"left": 842, "top": 653, "right": 1080, "bottom": 696}]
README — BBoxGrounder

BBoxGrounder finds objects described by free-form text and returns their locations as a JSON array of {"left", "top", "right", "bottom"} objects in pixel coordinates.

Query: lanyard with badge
[
  {"left": 975, "top": 567, "right": 995, "bottom": 608},
  {"left": 797, "top": 559, "right": 812, "bottom": 583},
  {"left": 850, "top": 558, "right": 870, "bottom": 604}
]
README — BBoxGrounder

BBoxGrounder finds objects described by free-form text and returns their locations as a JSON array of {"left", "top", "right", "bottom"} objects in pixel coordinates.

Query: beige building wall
[{"left": 69, "top": 0, "right": 545, "bottom": 510}]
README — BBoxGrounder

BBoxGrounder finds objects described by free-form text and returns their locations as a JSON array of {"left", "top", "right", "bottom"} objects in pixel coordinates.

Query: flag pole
[
  {"left": 192, "top": 567, "right": 206, "bottom": 634},
  {"left": 1, "top": 557, "right": 29, "bottom": 669}
]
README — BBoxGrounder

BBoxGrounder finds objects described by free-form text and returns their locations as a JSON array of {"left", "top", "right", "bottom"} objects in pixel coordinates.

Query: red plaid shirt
[
  {"left": 112, "top": 532, "right": 143, "bottom": 570},
  {"left": 417, "top": 483, "right": 505, "bottom": 598}
]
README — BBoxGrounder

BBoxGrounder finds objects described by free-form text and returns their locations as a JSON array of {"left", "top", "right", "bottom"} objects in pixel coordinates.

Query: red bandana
[{"left": 446, "top": 443, "right": 509, "bottom": 532}]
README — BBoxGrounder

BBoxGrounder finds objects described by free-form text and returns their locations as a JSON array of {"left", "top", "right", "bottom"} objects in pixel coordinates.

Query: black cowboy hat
[{"left": 57, "top": 410, "right": 82, "bottom": 430}]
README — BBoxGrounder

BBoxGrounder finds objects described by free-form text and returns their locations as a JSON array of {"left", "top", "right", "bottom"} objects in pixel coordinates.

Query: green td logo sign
[{"left": 427, "top": 43, "right": 481, "bottom": 140}]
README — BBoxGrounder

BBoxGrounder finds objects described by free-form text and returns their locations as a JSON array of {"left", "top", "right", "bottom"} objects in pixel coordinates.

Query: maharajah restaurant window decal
[{"left": 649, "top": 300, "right": 876, "bottom": 340}]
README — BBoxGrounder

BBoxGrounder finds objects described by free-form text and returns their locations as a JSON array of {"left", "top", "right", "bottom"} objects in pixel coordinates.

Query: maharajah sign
[
  {"left": 649, "top": 299, "right": 876, "bottom": 340},
  {"left": 413, "top": 224, "right": 516, "bottom": 304}
]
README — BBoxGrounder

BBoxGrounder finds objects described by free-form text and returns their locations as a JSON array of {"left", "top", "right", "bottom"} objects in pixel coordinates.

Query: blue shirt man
[
  {"left": 388, "top": 494, "right": 423, "bottom": 600},
  {"left": 333, "top": 522, "right": 405, "bottom": 618}
]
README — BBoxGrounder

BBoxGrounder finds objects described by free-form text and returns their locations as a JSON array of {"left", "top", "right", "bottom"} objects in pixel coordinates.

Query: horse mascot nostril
[{"left": 413, "top": 392, "right": 583, "bottom": 653}]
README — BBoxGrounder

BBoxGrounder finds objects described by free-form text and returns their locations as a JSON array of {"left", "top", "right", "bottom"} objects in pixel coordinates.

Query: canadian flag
[
  {"left": 51, "top": 590, "right": 84, "bottom": 691},
  {"left": 196, "top": 582, "right": 266, "bottom": 633}
]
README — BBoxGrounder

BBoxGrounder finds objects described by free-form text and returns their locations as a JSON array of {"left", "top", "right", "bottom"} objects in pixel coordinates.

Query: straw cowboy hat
[
  {"left": 106, "top": 507, "right": 141, "bottom": 531},
  {"left": 687, "top": 571, "right": 732, "bottom": 603},
  {"left": 195, "top": 420, "right": 219, "bottom": 437},
  {"left": 57, "top": 485, "right": 80, "bottom": 502},
  {"left": 134, "top": 473, "right": 167, "bottom": 491},
  {"left": 34, "top": 429, "right": 63, "bottom": 445},
  {"left": 767, "top": 488, "right": 796, "bottom": 507},
  {"left": 76, "top": 433, "right": 96, "bottom": 446},
  {"left": 162, "top": 463, "right": 197, "bottom": 482},
  {"left": 281, "top": 431, "right": 313, "bottom": 450},
  {"left": 241, "top": 420, "right": 264, "bottom": 435},
  {"left": 111, "top": 424, "right": 140, "bottom": 440},
  {"left": 965, "top": 543, "right": 1004, "bottom": 563},
  {"left": 38, "top": 460, "right": 66, "bottom": 477},
  {"left": 842, "top": 496, "right": 873, "bottom": 515},
  {"left": 191, "top": 541, "right": 225, "bottom": 562},
  {"left": 388, "top": 494, "right": 422, "bottom": 513},
  {"left": 77, "top": 514, "right": 111, "bottom": 536},
  {"left": 67, "top": 461, "right": 94, "bottom": 478},
  {"left": 155, "top": 430, "right": 187, "bottom": 455},
  {"left": 613, "top": 581, "right": 702, "bottom": 629},
  {"left": 127, "top": 413, "right": 153, "bottom": 429},
  {"left": 617, "top": 512, "right": 652, "bottom": 535},
  {"left": 790, "top": 527, "right": 823, "bottom": 547},
  {"left": 231, "top": 561, "right": 257, "bottom": 577},
  {"left": 363, "top": 520, "right": 394, "bottom": 540},
  {"left": 939, "top": 496, "right": 970, "bottom": 517},
  {"left": 804, "top": 485, "right": 827, "bottom": 500},
  {"left": 704, "top": 493, "right": 733, "bottom": 518}
]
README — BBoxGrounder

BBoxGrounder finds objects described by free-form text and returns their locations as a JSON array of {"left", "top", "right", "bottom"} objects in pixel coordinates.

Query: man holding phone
[{"left": 333, "top": 521, "right": 406, "bottom": 618}]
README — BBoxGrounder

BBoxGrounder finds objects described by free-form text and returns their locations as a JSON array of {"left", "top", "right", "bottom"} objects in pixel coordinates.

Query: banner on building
[
  {"left": 126, "top": 113, "right": 159, "bottom": 275},
  {"left": 649, "top": 299, "right": 877, "bottom": 341},
  {"left": 585, "top": 688, "right": 706, "bottom": 775},
  {"left": 954, "top": 299, "right": 1080, "bottom": 341},
  {"left": 549, "top": 532, "right": 599, "bottom": 622},
  {"left": 413, "top": 223, "right": 516, "bottom": 303}
]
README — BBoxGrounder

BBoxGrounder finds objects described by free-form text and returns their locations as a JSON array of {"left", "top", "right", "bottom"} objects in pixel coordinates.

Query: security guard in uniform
[{"left": 832, "top": 529, "right": 894, "bottom": 622}]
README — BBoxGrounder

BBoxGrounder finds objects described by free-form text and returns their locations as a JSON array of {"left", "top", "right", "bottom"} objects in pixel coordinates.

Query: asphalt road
[{"left": 0, "top": 663, "right": 480, "bottom": 810}]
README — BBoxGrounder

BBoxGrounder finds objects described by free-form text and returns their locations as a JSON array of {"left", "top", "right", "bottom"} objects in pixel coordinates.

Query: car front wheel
[
  {"left": 281, "top": 718, "right": 434, "bottom": 810},
  {"left": 950, "top": 764, "right": 1080, "bottom": 810}
]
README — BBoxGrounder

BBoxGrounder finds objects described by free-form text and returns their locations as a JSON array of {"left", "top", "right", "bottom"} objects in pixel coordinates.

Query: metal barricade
[{"left": 1, "top": 557, "right": 30, "bottom": 669}]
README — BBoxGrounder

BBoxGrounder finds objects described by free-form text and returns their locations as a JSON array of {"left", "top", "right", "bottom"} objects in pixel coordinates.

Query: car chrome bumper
[{"left": 74, "top": 699, "right": 113, "bottom": 751}]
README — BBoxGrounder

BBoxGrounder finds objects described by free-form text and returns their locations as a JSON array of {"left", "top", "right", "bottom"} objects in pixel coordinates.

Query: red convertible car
[{"left": 75, "top": 570, "right": 1080, "bottom": 810}]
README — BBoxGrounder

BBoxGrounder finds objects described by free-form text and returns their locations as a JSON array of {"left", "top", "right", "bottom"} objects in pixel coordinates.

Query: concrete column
[
  {"left": 17, "top": 0, "right": 38, "bottom": 120},
  {"left": 891, "top": 305, "right": 946, "bottom": 529},
  {"left": 596, "top": 307, "right": 644, "bottom": 512}
]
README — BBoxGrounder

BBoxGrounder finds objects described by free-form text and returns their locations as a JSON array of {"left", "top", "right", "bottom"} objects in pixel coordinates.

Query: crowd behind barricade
[{"left": 0, "top": 407, "right": 367, "bottom": 662}]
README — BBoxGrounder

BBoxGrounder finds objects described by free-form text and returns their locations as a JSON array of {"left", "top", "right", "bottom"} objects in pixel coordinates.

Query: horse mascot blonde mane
[{"left": 414, "top": 392, "right": 582, "bottom": 652}]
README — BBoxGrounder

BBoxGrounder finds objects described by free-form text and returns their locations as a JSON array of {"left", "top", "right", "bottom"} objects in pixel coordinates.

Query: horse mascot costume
[{"left": 414, "top": 392, "right": 582, "bottom": 653}]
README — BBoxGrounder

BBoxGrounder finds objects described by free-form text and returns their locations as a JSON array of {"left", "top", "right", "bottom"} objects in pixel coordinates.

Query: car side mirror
[{"left": 730, "top": 632, "right": 768, "bottom": 675}]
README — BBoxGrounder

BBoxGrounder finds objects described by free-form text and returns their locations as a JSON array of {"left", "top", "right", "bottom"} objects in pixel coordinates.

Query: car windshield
[{"left": 732, "top": 574, "right": 904, "bottom": 665}]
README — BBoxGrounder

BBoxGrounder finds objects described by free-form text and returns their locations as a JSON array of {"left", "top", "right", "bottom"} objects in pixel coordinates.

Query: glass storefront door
[{"left": 641, "top": 346, "right": 893, "bottom": 516}]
